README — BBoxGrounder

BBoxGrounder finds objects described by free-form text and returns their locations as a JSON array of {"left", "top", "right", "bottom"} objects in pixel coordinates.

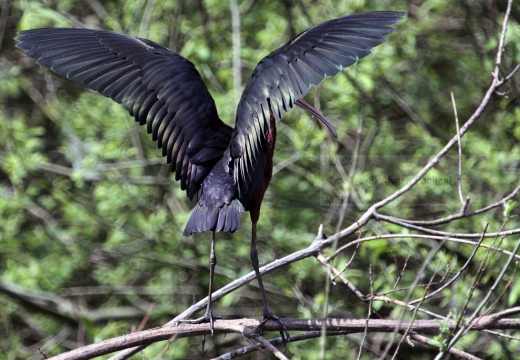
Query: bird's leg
[
  {"left": 250, "top": 222, "right": 290, "bottom": 343},
  {"left": 177, "top": 230, "right": 221, "bottom": 332}
]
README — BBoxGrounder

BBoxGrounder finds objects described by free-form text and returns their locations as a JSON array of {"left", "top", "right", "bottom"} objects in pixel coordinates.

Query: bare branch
[{"left": 51, "top": 317, "right": 520, "bottom": 360}]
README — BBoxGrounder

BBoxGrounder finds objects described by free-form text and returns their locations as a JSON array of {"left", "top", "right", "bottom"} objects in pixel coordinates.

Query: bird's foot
[
  {"left": 176, "top": 310, "right": 222, "bottom": 351},
  {"left": 176, "top": 310, "right": 222, "bottom": 333},
  {"left": 257, "top": 310, "right": 290, "bottom": 346}
]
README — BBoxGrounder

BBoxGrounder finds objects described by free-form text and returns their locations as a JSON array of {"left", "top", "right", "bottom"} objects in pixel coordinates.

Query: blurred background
[{"left": 1, "top": 0, "right": 520, "bottom": 358}]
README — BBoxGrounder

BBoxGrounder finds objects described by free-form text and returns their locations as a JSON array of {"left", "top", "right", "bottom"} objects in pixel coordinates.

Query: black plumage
[
  {"left": 17, "top": 28, "right": 233, "bottom": 200},
  {"left": 16, "top": 11, "right": 404, "bottom": 337}
]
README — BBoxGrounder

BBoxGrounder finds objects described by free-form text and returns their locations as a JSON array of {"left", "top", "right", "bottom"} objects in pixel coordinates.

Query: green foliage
[
  {"left": 2, "top": 0, "right": 520, "bottom": 359},
  {"left": 431, "top": 309, "right": 466, "bottom": 351},
  {"left": 503, "top": 200, "right": 518, "bottom": 219}
]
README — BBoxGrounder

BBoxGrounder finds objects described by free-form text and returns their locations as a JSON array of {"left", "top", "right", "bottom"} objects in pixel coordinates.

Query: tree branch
[{"left": 49, "top": 317, "right": 520, "bottom": 360}]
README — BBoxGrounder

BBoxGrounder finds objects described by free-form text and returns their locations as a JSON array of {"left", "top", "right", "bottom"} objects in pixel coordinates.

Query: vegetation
[{"left": 1, "top": 0, "right": 519, "bottom": 359}]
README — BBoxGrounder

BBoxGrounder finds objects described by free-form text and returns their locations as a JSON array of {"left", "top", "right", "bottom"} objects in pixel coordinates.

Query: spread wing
[
  {"left": 16, "top": 28, "right": 232, "bottom": 199},
  {"left": 229, "top": 11, "right": 404, "bottom": 198}
]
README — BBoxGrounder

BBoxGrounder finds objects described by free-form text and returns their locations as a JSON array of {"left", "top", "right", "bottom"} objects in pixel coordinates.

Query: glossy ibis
[{"left": 16, "top": 11, "right": 404, "bottom": 339}]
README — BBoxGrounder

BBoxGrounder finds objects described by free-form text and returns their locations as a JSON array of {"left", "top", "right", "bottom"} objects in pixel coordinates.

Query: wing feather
[
  {"left": 16, "top": 28, "right": 232, "bottom": 199},
  {"left": 230, "top": 11, "right": 404, "bottom": 203}
]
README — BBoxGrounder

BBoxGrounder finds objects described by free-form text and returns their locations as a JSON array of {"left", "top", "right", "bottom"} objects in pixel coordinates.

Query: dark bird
[{"left": 16, "top": 11, "right": 404, "bottom": 339}]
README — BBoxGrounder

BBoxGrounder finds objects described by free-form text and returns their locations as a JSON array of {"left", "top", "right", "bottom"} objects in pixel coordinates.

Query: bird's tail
[{"left": 183, "top": 198, "right": 245, "bottom": 236}]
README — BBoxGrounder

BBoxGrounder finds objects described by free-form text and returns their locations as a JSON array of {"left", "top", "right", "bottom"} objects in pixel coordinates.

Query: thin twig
[
  {"left": 493, "top": 0, "right": 512, "bottom": 79},
  {"left": 388, "top": 184, "right": 520, "bottom": 226},
  {"left": 374, "top": 212, "right": 520, "bottom": 240},
  {"left": 451, "top": 91, "right": 467, "bottom": 210},
  {"left": 331, "top": 237, "right": 360, "bottom": 281},
  {"left": 392, "top": 255, "right": 409, "bottom": 291},
  {"left": 316, "top": 255, "right": 366, "bottom": 299},
  {"left": 357, "top": 264, "right": 373, "bottom": 360},
  {"left": 329, "top": 233, "right": 520, "bottom": 262}
]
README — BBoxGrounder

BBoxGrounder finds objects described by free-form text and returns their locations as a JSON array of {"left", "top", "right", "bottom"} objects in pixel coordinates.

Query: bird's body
[
  {"left": 16, "top": 11, "right": 404, "bottom": 338},
  {"left": 185, "top": 110, "right": 277, "bottom": 234}
]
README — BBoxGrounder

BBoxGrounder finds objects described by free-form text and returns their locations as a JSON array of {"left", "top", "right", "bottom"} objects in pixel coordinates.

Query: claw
[
  {"left": 257, "top": 310, "right": 291, "bottom": 347},
  {"left": 176, "top": 309, "right": 222, "bottom": 351},
  {"left": 177, "top": 310, "right": 222, "bottom": 333}
]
